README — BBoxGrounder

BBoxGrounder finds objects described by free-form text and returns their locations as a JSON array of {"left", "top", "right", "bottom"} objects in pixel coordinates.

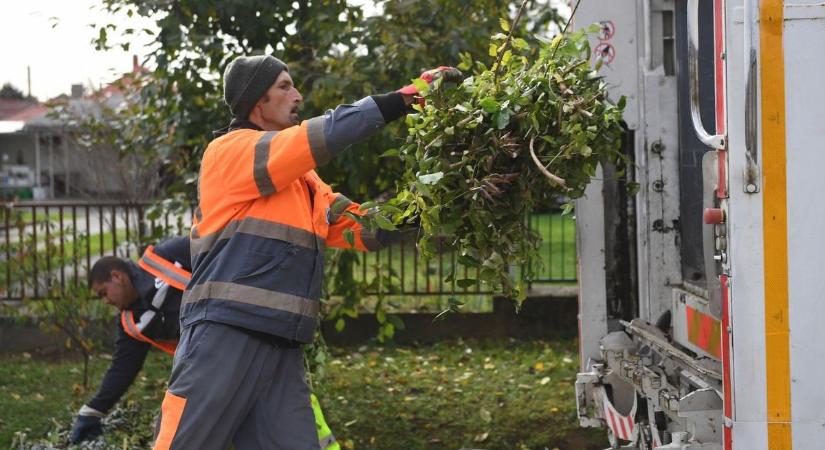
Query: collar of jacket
[
  {"left": 126, "top": 261, "right": 156, "bottom": 311},
  {"left": 212, "top": 117, "right": 264, "bottom": 138}
]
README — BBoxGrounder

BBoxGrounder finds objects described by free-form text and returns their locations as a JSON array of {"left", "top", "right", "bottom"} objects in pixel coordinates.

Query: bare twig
[
  {"left": 551, "top": 0, "right": 583, "bottom": 59},
  {"left": 529, "top": 137, "right": 567, "bottom": 188},
  {"left": 560, "top": 0, "right": 582, "bottom": 36},
  {"left": 493, "top": 0, "right": 530, "bottom": 82}
]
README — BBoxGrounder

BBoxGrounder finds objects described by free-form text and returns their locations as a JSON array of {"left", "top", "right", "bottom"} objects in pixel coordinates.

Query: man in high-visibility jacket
[
  {"left": 71, "top": 237, "right": 339, "bottom": 449},
  {"left": 152, "top": 54, "right": 460, "bottom": 450}
]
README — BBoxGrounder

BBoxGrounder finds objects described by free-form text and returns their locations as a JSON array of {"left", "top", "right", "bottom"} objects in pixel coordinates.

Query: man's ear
[
  {"left": 249, "top": 100, "right": 263, "bottom": 121},
  {"left": 110, "top": 270, "right": 125, "bottom": 283}
]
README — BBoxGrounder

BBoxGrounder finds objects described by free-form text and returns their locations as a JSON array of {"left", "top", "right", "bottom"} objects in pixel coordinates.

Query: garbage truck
[{"left": 572, "top": 0, "right": 824, "bottom": 448}]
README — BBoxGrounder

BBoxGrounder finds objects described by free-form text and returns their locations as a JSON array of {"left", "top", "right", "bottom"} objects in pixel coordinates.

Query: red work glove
[{"left": 398, "top": 66, "right": 464, "bottom": 98}]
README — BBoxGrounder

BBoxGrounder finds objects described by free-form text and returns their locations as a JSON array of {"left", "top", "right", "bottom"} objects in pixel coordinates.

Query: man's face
[
  {"left": 251, "top": 70, "right": 303, "bottom": 131},
  {"left": 91, "top": 270, "right": 138, "bottom": 311}
]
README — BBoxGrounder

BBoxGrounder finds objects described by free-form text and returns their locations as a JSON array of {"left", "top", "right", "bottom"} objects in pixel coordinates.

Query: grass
[
  {"left": 0, "top": 339, "right": 608, "bottom": 450},
  {"left": 0, "top": 348, "right": 172, "bottom": 449},
  {"left": 528, "top": 213, "right": 577, "bottom": 281},
  {"left": 0, "top": 211, "right": 73, "bottom": 226}
]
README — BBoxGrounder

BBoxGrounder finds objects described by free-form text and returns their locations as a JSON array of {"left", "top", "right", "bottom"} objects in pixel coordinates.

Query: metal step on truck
[{"left": 572, "top": 0, "right": 824, "bottom": 449}]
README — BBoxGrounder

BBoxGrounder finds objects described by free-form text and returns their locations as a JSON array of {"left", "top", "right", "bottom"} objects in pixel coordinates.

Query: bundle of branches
[{"left": 356, "top": 25, "right": 627, "bottom": 299}]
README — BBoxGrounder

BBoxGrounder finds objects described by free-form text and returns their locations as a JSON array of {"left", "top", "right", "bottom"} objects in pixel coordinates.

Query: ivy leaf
[
  {"left": 387, "top": 315, "right": 406, "bottom": 330},
  {"left": 372, "top": 213, "right": 396, "bottom": 231},
  {"left": 458, "top": 254, "right": 481, "bottom": 267},
  {"left": 494, "top": 110, "right": 511, "bottom": 130},
  {"left": 413, "top": 78, "right": 430, "bottom": 93},
  {"left": 418, "top": 172, "right": 444, "bottom": 185},
  {"left": 499, "top": 18, "right": 510, "bottom": 32},
  {"left": 359, "top": 201, "right": 377, "bottom": 211},
  {"left": 343, "top": 229, "right": 355, "bottom": 247},
  {"left": 379, "top": 204, "right": 403, "bottom": 214},
  {"left": 479, "top": 97, "right": 500, "bottom": 114}
]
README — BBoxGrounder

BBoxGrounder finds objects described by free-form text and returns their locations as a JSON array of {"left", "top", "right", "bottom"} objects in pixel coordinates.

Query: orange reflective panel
[{"left": 153, "top": 390, "right": 187, "bottom": 450}]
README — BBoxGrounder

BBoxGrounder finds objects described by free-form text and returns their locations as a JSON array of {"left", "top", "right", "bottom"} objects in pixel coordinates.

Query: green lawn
[
  {"left": 528, "top": 213, "right": 577, "bottom": 282},
  {"left": 1, "top": 339, "right": 607, "bottom": 450},
  {"left": 0, "top": 210, "right": 76, "bottom": 226}
]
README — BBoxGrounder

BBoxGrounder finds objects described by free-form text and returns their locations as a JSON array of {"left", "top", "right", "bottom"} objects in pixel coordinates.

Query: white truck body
[{"left": 573, "top": 1, "right": 825, "bottom": 449}]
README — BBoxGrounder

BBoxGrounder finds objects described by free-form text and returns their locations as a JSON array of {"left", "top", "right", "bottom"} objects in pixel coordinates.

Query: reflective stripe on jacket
[
  {"left": 312, "top": 393, "right": 340, "bottom": 450},
  {"left": 138, "top": 245, "right": 192, "bottom": 291},
  {"left": 187, "top": 95, "right": 403, "bottom": 343},
  {"left": 120, "top": 309, "right": 177, "bottom": 356}
]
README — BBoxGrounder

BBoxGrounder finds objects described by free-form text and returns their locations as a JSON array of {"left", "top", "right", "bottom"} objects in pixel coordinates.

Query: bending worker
[
  {"left": 152, "top": 53, "right": 460, "bottom": 450},
  {"left": 71, "top": 237, "right": 339, "bottom": 450}
]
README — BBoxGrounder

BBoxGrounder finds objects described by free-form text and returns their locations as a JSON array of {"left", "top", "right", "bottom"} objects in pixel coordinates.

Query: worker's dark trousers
[{"left": 153, "top": 321, "right": 319, "bottom": 450}]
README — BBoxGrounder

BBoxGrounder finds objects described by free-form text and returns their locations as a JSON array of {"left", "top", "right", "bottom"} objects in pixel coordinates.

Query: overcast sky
[
  {"left": 0, "top": 0, "right": 155, "bottom": 100},
  {"left": 1, "top": 1, "right": 568, "bottom": 101}
]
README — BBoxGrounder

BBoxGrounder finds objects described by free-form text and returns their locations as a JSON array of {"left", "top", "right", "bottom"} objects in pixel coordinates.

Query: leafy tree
[
  {"left": 0, "top": 82, "right": 28, "bottom": 100},
  {"left": 92, "top": 0, "right": 562, "bottom": 200},
  {"left": 93, "top": 0, "right": 365, "bottom": 204},
  {"left": 1, "top": 215, "right": 112, "bottom": 388}
]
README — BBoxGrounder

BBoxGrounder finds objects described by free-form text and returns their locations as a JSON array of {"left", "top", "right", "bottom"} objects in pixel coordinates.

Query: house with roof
[{"left": 0, "top": 57, "right": 155, "bottom": 201}]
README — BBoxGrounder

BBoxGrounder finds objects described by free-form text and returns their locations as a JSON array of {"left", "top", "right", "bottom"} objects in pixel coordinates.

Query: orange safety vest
[
  {"left": 120, "top": 245, "right": 192, "bottom": 355},
  {"left": 186, "top": 123, "right": 382, "bottom": 343},
  {"left": 137, "top": 245, "right": 192, "bottom": 291},
  {"left": 120, "top": 308, "right": 178, "bottom": 356}
]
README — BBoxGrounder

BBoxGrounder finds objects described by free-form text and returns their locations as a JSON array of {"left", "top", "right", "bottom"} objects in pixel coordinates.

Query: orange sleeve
[
  {"left": 205, "top": 120, "right": 329, "bottom": 207},
  {"left": 326, "top": 193, "right": 402, "bottom": 252},
  {"left": 326, "top": 196, "right": 370, "bottom": 251},
  {"left": 265, "top": 118, "right": 332, "bottom": 192}
]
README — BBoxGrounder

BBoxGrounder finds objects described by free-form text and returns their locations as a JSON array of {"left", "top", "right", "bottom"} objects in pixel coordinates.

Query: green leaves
[
  {"left": 479, "top": 97, "right": 500, "bottom": 114},
  {"left": 413, "top": 78, "right": 430, "bottom": 94},
  {"left": 493, "top": 109, "right": 512, "bottom": 130},
  {"left": 380, "top": 29, "right": 626, "bottom": 298}
]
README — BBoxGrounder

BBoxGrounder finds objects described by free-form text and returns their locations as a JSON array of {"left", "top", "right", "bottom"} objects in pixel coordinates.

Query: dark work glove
[
  {"left": 397, "top": 66, "right": 464, "bottom": 103},
  {"left": 70, "top": 414, "right": 103, "bottom": 444}
]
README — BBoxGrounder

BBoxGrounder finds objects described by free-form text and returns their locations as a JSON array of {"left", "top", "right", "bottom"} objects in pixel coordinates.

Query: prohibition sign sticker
[
  {"left": 598, "top": 21, "right": 615, "bottom": 41},
  {"left": 594, "top": 43, "right": 616, "bottom": 65}
]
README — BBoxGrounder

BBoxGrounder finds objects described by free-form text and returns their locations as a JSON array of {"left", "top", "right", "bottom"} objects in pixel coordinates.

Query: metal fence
[{"left": 1, "top": 201, "right": 576, "bottom": 301}]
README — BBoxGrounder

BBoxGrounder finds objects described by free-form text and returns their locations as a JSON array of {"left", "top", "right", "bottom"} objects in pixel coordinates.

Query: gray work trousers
[{"left": 153, "top": 321, "right": 320, "bottom": 450}]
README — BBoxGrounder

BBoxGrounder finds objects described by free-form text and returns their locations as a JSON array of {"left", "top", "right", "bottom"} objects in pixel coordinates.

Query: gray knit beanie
[{"left": 223, "top": 55, "right": 288, "bottom": 119}]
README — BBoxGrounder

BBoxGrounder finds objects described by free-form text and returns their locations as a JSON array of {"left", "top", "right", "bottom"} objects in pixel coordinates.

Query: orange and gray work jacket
[
  {"left": 85, "top": 237, "right": 192, "bottom": 415},
  {"left": 187, "top": 92, "right": 410, "bottom": 343}
]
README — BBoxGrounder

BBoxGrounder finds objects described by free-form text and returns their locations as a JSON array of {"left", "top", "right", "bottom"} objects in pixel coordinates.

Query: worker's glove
[
  {"left": 398, "top": 66, "right": 464, "bottom": 99},
  {"left": 69, "top": 413, "right": 103, "bottom": 444}
]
